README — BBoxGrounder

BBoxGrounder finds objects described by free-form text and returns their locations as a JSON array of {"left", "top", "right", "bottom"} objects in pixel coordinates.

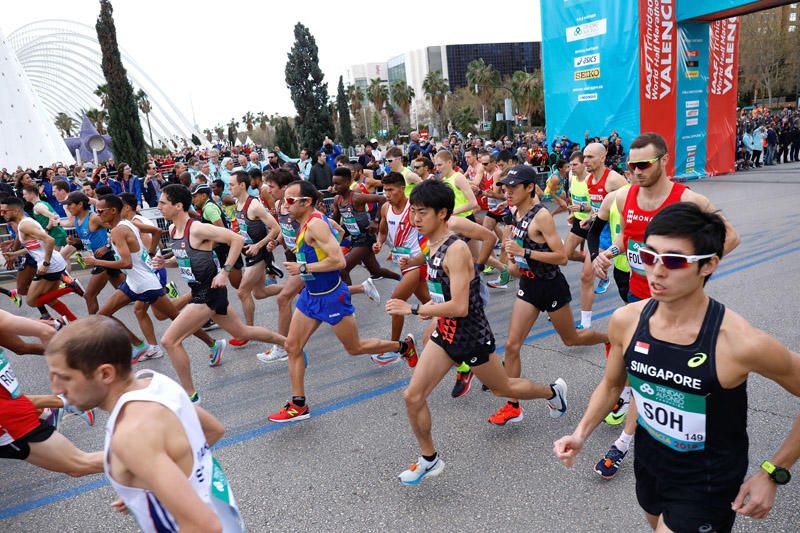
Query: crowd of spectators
[{"left": 736, "top": 106, "right": 800, "bottom": 169}]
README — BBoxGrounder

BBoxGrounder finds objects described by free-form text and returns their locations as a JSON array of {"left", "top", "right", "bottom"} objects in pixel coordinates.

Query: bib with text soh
[
  {"left": 391, "top": 246, "right": 411, "bottom": 265},
  {"left": 512, "top": 238, "right": 529, "bottom": 271},
  {"left": 0, "top": 350, "right": 22, "bottom": 399},
  {"left": 341, "top": 213, "right": 360, "bottom": 236},
  {"left": 427, "top": 280, "right": 445, "bottom": 304},
  {"left": 295, "top": 252, "right": 315, "bottom": 282},
  {"left": 626, "top": 239, "right": 646, "bottom": 276},
  {"left": 629, "top": 373, "right": 707, "bottom": 452},
  {"left": 280, "top": 223, "right": 297, "bottom": 250}
]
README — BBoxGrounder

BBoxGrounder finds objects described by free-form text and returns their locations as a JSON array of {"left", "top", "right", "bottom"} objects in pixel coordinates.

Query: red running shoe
[
  {"left": 400, "top": 334, "right": 418, "bottom": 368},
  {"left": 229, "top": 338, "right": 249, "bottom": 348},
  {"left": 451, "top": 371, "right": 473, "bottom": 398},
  {"left": 487, "top": 402, "right": 524, "bottom": 426},
  {"left": 268, "top": 401, "right": 310, "bottom": 423}
]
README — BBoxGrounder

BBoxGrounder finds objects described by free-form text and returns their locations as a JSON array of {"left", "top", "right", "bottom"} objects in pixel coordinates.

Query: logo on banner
[
  {"left": 566, "top": 19, "right": 607, "bottom": 43},
  {"left": 686, "top": 118, "right": 699, "bottom": 126},
  {"left": 686, "top": 100, "right": 699, "bottom": 108},
  {"left": 578, "top": 93, "right": 598, "bottom": 102},
  {"left": 685, "top": 50, "right": 699, "bottom": 58},
  {"left": 574, "top": 53, "right": 600, "bottom": 68},
  {"left": 642, "top": 0, "right": 675, "bottom": 100},
  {"left": 686, "top": 71, "right": 699, "bottom": 79},
  {"left": 686, "top": 109, "right": 699, "bottom": 117},
  {"left": 574, "top": 68, "right": 601, "bottom": 81},
  {"left": 710, "top": 17, "right": 738, "bottom": 95}
]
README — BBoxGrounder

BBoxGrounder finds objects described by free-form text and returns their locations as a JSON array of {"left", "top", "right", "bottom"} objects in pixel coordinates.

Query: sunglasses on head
[
  {"left": 638, "top": 248, "right": 716, "bottom": 269},
  {"left": 627, "top": 155, "right": 663, "bottom": 171},
  {"left": 285, "top": 196, "right": 309, "bottom": 205}
]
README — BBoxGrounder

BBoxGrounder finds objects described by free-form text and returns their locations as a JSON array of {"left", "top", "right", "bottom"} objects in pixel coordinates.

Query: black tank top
[
  {"left": 625, "top": 298, "right": 748, "bottom": 486},
  {"left": 426, "top": 234, "right": 494, "bottom": 349},
  {"left": 336, "top": 191, "right": 370, "bottom": 241},
  {"left": 509, "top": 203, "right": 560, "bottom": 279},
  {"left": 170, "top": 219, "right": 220, "bottom": 286},
  {"left": 234, "top": 197, "right": 267, "bottom": 245}
]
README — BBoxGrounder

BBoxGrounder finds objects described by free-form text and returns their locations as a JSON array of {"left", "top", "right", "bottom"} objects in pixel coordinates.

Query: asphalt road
[{"left": 2, "top": 163, "right": 799, "bottom": 532}]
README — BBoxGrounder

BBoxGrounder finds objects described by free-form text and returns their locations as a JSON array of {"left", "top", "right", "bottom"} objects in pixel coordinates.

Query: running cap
[
  {"left": 63, "top": 191, "right": 90, "bottom": 205},
  {"left": 190, "top": 183, "right": 212, "bottom": 195},
  {"left": 498, "top": 165, "right": 538, "bottom": 186}
]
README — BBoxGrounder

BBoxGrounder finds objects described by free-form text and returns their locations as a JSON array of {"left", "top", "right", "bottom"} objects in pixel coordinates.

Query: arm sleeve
[{"left": 586, "top": 216, "right": 608, "bottom": 260}]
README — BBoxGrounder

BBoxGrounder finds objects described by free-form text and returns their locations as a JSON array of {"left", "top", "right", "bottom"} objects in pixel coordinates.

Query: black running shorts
[
  {"left": 0, "top": 420, "right": 56, "bottom": 461},
  {"left": 613, "top": 267, "right": 630, "bottom": 304},
  {"left": 516, "top": 272, "right": 572, "bottom": 312},
  {"left": 429, "top": 331, "right": 495, "bottom": 367},
  {"left": 570, "top": 218, "right": 589, "bottom": 239},
  {"left": 91, "top": 250, "right": 124, "bottom": 278},
  {"left": 189, "top": 283, "right": 229, "bottom": 315}
]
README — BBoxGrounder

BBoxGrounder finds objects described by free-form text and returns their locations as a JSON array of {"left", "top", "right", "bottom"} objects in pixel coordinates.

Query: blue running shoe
[
  {"left": 595, "top": 278, "right": 610, "bottom": 294},
  {"left": 371, "top": 352, "right": 400, "bottom": 365},
  {"left": 209, "top": 339, "right": 226, "bottom": 367},
  {"left": 594, "top": 444, "right": 627, "bottom": 479}
]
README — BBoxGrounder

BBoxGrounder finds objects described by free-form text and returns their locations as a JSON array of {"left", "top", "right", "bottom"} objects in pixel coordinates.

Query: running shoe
[
  {"left": 398, "top": 455, "right": 445, "bottom": 485},
  {"left": 53, "top": 316, "right": 69, "bottom": 331},
  {"left": 595, "top": 278, "right": 610, "bottom": 294},
  {"left": 165, "top": 281, "right": 179, "bottom": 299},
  {"left": 362, "top": 277, "right": 381, "bottom": 303},
  {"left": 594, "top": 445, "right": 627, "bottom": 479},
  {"left": 482, "top": 265, "right": 496, "bottom": 275},
  {"left": 604, "top": 396, "right": 629, "bottom": 425},
  {"left": 264, "top": 276, "right": 278, "bottom": 286},
  {"left": 40, "top": 313, "right": 53, "bottom": 321},
  {"left": 59, "top": 395, "right": 96, "bottom": 427},
  {"left": 41, "top": 407, "right": 63, "bottom": 430},
  {"left": 131, "top": 343, "right": 151, "bottom": 364},
  {"left": 141, "top": 345, "right": 164, "bottom": 361},
  {"left": 371, "top": 352, "right": 400, "bottom": 365},
  {"left": 268, "top": 401, "right": 310, "bottom": 423},
  {"left": 369, "top": 274, "right": 383, "bottom": 280},
  {"left": 229, "top": 338, "right": 249, "bottom": 348},
  {"left": 488, "top": 402, "right": 524, "bottom": 425},
  {"left": 65, "top": 275, "right": 85, "bottom": 297},
  {"left": 75, "top": 253, "right": 86, "bottom": 269},
  {"left": 202, "top": 320, "right": 219, "bottom": 331},
  {"left": 209, "top": 339, "right": 227, "bottom": 367},
  {"left": 451, "top": 371, "right": 473, "bottom": 398},
  {"left": 400, "top": 334, "right": 418, "bottom": 368},
  {"left": 189, "top": 391, "right": 201, "bottom": 404},
  {"left": 546, "top": 378, "right": 568, "bottom": 418},
  {"left": 256, "top": 345, "right": 289, "bottom": 363},
  {"left": 487, "top": 270, "right": 511, "bottom": 289},
  {"left": 9, "top": 289, "right": 21, "bottom": 308}
]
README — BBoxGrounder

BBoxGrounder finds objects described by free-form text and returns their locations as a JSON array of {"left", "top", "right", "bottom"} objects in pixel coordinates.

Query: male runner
[
  {"left": 590, "top": 132, "right": 741, "bottom": 477},
  {"left": 487, "top": 166, "right": 607, "bottom": 425},
  {"left": 64, "top": 191, "right": 126, "bottom": 314},
  {"left": 190, "top": 182, "right": 243, "bottom": 290},
  {"left": 154, "top": 185, "right": 286, "bottom": 402},
  {"left": 385, "top": 146, "right": 421, "bottom": 198},
  {"left": 433, "top": 150, "right": 478, "bottom": 220},
  {"left": 387, "top": 180, "right": 567, "bottom": 484},
  {"left": 46, "top": 316, "right": 244, "bottom": 531},
  {"left": 229, "top": 171, "right": 283, "bottom": 346},
  {"left": 267, "top": 179, "right": 417, "bottom": 423},
  {"left": 556, "top": 203, "right": 796, "bottom": 532}
]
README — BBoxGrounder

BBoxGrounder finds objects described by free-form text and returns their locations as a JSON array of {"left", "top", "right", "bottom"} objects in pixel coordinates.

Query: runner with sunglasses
[
  {"left": 557, "top": 202, "right": 797, "bottom": 532},
  {"left": 588, "top": 132, "right": 740, "bottom": 480},
  {"left": 268, "top": 180, "right": 418, "bottom": 423},
  {"left": 385, "top": 147, "right": 422, "bottom": 198}
]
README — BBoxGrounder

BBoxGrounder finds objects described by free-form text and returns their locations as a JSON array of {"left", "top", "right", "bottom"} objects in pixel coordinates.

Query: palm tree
[
  {"left": 54, "top": 112, "right": 77, "bottom": 137},
  {"left": 466, "top": 58, "right": 499, "bottom": 116},
  {"left": 367, "top": 78, "right": 389, "bottom": 124},
  {"left": 256, "top": 112, "right": 268, "bottom": 130},
  {"left": 94, "top": 84, "right": 109, "bottom": 110},
  {"left": 242, "top": 112, "right": 255, "bottom": 132},
  {"left": 86, "top": 108, "right": 108, "bottom": 134},
  {"left": 135, "top": 89, "right": 154, "bottom": 147},
  {"left": 514, "top": 70, "right": 544, "bottom": 126},
  {"left": 422, "top": 71, "right": 449, "bottom": 135},
  {"left": 203, "top": 128, "right": 213, "bottom": 142},
  {"left": 214, "top": 124, "right": 225, "bottom": 142},
  {"left": 346, "top": 84, "right": 364, "bottom": 116},
  {"left": 390, "top": 81, "right": 415, "bottom": 129}
]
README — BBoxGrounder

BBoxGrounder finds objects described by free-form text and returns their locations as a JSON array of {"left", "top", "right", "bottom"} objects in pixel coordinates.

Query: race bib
[
  {"left": 341, "top": 214, "right": 360, "bottom": 236},
  {"left": 487, "top": 197, "right": 501, "bottom": 210},
  {"left": 0, "top": 350, "right": 22, "bottom": 399},
  {"left": 280, "top": 223, "right": 297, "bottom": 250},
  {"left": 176, "top": 256, "right": 197, "bottom": 282},
  {"left": 210, "top": 457, "right": 245, "bottom": 532},
  {"left": 238, "top": 222, "right": 253, "bottom": 245},
  {"left": 391, "top": 246, "right": 411, "bottom": 265},
  {"left": 629, "top": 374, "right": 707, "bottom": 452},
  {"left": 427, "top": 280, "right": 445, "bottom": 304},
  {"left": 295, "top": 252, "right": 315, "bottom": 281},
  {"left": 627, "top": 239, "right": 646, "bottom": 276}
]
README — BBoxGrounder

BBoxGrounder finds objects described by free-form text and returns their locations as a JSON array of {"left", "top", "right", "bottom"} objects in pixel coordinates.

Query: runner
[
  {"left": 555, "top": 203, "right": 797, "bottom": 532},
  {"left": 434, "top": 150, "right": 479, "bottom": 220},
  {"left": 0, "top": 197, "right": 81, "bottom": 321},
  {"left": 45, "top": 316, "right": 245, "bottom": 531},
  {"left": 371, "top": 172, "right": 431, "bottom": 362},
  {"left": 541, "top": 159, "right": 569, "bottom": 215},
  {"left": 267, "top": 179, "right": 417, "bottom": 423},
  {"left": 86, "top": 194, "right": 223, "bottom": 366},
  {"left": 590, "top": 132, "right": 741, "bottom": 478},
  {"left": 1, "top": 311, "right": 102, "bottom": 477},
  {"left": 487, "top": 166, "right": 607, "bottom": 426},
  {"left": 387, "top": 180, "right": 567, "bottom": 484},
  {"left": 190, "top": 182, "right": 243, "bottom": 290},
  {"left": 229, "top": 170, "right": 283, "bottom": 347},
  {"left": 64, "top": 191, "right": 126, "bottom": 314},
  {"left": 154, "top": 184, "right": 286, "bottom": 402},
  {"left": 385, "top": 146, "right": 421, "bottom": 198}
]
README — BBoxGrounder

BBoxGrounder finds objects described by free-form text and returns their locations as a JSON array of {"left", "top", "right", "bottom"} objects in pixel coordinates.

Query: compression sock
[
  {"left": 398, "top": 340, "right": 409, "bottom": 354},
  {"left": 508, "top": 401, "right": 520, "bottom": 409},
  {"left": 455, "top": 362, "right": 471, "bottom": 373},
  {"left": 614, "top": 430, "right": 634, "bottom": 453},
  {"left": 580, "top": 311, "right": 592, "bottom": 329},
  {"left": 46, "top": 300, "right": 77, "bottom": 321},
  {"left": 0, "top": 287, "right": 11, "bottom": 297},
  {"left": 35, "top": 286, "right": 76, "bottom": 307}
]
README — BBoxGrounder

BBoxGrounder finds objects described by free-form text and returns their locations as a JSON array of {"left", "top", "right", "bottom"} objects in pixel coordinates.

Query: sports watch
[
  {"left": 224, "top": 264, "right": 233, "bottom": 273},
  {"left": 299, "top": 263, "right": 308, "bottom": 275},
  {"left": 411, "top": 304, "right": 420, "bottom": 315},
  {"left": 761, "top": 460, "right": 791, "bottom": 485}
]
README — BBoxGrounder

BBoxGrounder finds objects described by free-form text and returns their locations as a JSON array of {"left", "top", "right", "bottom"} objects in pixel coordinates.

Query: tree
[
  {"left": 203, "top": 129, "right": 212, "bottom": 142},
  {"left": 367, "top": 78, "right": 388, "bottom": 119},
  {"left": 336, "top": 76, "right": 354, "bottom": 147},
  {"left": 346, "top": 84, "right": 366, "bottom": 140},
  {"left": 422, "top": 70, "right": 449, "bottom": 135},
  {"left": 96, "top": 0, "right": 147, "bottom": 173},
  {"left": 86, "top": 108, "right": 108, "bottom": 134},
  {"left": 256, "top": 112, "right": 268, "bottom": 130},
  {"left": 274, "top": 117, "right": 299, "bottom": 157},
  {"left": 285, "top": 22, "right": 334, "bottom": 152},
  {"left": 466, "top": 58, "right": 500, "bottom": 116},
  {"left": 54, "top": 112, "right": 77, "bottom": 137},
  {"left": 510, "top": 70, "right": 544, "bottom": 127},
  {"left": 227, "top": 118, "right": 239, "bottom": 145},
  {"left": 242, "top": 111, "right": 255, "bottom": 132},
  {"left": 135, "top": 89, "right": 154, "bottom": 148},
  {"left": 390, "top": 81, "right": 415, "bottom": 130},
  {"left": 738, "top": 8, "right": 799, "bottom": 103},
  {"left": 214, "top": 124, "right": 225, "bottom": 142},
  {"left": 94, "top": 84, "right": 109, "bottom": 110},
  {"left": 445, "top": 86, "right": 480, "bottom": 134}
]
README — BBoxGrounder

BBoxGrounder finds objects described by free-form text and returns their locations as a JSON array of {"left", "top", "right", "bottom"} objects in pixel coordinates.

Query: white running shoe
[
  {"left": 142, "top": 345, "right": 164, "bottom": 361},
  {"left": 257, "top": 345, "right": 289, "bottom": 363},
  {"left": 398, "top": 455, "right": 445, "bottom": 485},
  {"left": 371, "top": 352, "right": 400, "bottom": 365},
  {"left": 547, "top": 378, "right": 568, "bottom": 418},
  {"left": 362, "top": 277, "right": 381, "bottom": 303}
]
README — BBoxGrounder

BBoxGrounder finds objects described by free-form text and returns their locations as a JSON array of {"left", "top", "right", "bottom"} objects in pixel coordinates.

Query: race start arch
[{"left": 541, "top": 1, "right": 792, "bottom": 179}]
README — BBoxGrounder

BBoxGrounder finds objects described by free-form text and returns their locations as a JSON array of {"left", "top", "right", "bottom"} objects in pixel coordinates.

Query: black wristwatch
[
  {"left": 42, "top": 260, "right": 51, "bottom": 267},
  {"left": 761, "top": 461, "right": 791, "bottom": 485},
  {"left": 411, "top": 304, "right": 420, "bottom": 315},
  {"left": 299, "top": 263, "right": 308, "bottom": 275},
  {"left": 524, "top": 249, "right": 532, "bottom": 259},
  {"left": 224, "top": 264, "right": 233, "bottom": 273}
]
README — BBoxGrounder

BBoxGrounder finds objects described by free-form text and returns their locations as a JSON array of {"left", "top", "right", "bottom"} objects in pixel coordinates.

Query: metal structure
[{"left": 6, "top": 19, "right": 209, "bottom": 149}]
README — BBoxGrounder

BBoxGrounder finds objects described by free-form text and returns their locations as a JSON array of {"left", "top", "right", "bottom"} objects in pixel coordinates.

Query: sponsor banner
[
  {"left": 674, "top": 22, "right": 710, "bottom": 179},
  {"left": 541, "top": 0, "right": 639, "bottom": 147},
  {"left": 706, "top": 17, "right": 740, "bottom": 175},
  {"left": 639, "top": 0, "right": 678, "bottom": 177}
]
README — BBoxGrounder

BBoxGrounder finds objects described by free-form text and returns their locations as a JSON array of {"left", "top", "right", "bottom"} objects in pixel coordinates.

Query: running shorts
[
  {"left": 0, "top": 420, "right": 55, "bottom": 461},
  {"left": 296, "top": 281, "right": 354, "bottom": 326},
  {"left": 118, "top": 282, "right": 164, "bottom": 304},
  {"left": 429, "top": 331, "right": 495, "bottom": 367},
  {"left": 189, "top": 282, "right": 229, "bottom": 315},
  {"left": 91, "top": 250, "right": 123, "bottom": 278},
  {"left": 243, "top": 247, "right": 268, "bottom": 268},
  {"left": 33, "top": 269, "right": 64, "bottom": 282},
  {"left": 516, "top": 271, "right": 572, "bottom": 312},
  {"left": 18, "top": 254, "right": 36, "bottom": 271}
]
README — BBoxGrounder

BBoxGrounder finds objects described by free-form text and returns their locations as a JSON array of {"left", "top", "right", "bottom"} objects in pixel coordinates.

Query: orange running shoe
[
  {"left": 268, "top": 401, "right": 310, "bottom": 423},
  {"left": 487, "top": 402, "right": 524, "bottom": 426},
  {"left": 229, "top": 338, "right": 249, "bottom": 348}
]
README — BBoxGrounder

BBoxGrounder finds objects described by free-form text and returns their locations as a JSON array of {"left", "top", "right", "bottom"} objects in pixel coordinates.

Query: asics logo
[
  {"left": 470, "top": 357, "right": 478, "bottom": 364},
  {"left": 551, "top": 300, "right": 558, "bottom": 308},
  {"left": 639, "top": 383, "right": 654, "bottom": 395},
  {"left": 518, "top": 290, "right": 524, "bottom": 297},
  {"left": 688, "top": 353, "right": 708, "bottom": 368}
]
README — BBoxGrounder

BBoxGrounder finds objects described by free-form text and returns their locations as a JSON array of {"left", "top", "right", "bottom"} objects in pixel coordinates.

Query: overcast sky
[{"left": 3, "top": 1, "right": 541, "bottom": 130}]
